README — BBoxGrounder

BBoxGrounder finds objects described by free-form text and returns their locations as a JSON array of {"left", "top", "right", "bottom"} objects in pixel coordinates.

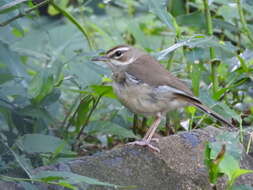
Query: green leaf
[
  {"left": 198, "top": 90, "right": 238, "bottom": 122},
  {"left": 176, "top": 11, "right": 205, "bottom": 30},
  {"left": 219, "top": 154, "right": 240, "bottom": 181},
  {"left": 28, "top": 71, "right": 54, "bottom": 104},
  {"left": 168, "top": 0, "right": 186, "bottom": 16},
  {"left": 48, "top": 0, "right": 69, "bottom": 16},
  {"left": 84, "top": 121, "right": 138, "bottom": 139},
  {"left": 18, "top": 134, "right": 72, "bottom": 154},
  {"left": 41, "top": 88, "right": 61, "bottom": 106},
  {"left": 33, "top": 171, "right": 120, "bottom": 187},
  {"left": 204, "top": 143, "right": 225, "bottom": 184},
  {"left": 0, "top": 42, "right": 27, "bottom": 79},
  {"left": 73, "top": 95, "right": 94, "bottom": 128},
  {"left": 156, "top": 35, "right": 211, "bottom": 60},
  {"left": 213, "top": 18, "right": 239, "bottom": 33},
  {"left": 146, "top": 0, "right": 175, "bottom": 30},
  {"left": 90, "top": 85, "right": 116, "bottom": 99},
  {"left": 218, "top": 103, "right": 241, "bottom": 122},
  {"left": 0, "top": 0, "right": 29, "bottom": 14},
  {"left": 231, "top": 169, "right": 253, "bottom": 182},
  {"left": 191, "top": 62, "right": 201, "bottom": 96},
  {"left": 40, "top": 176, "right": 65, "bottom": 182},
  {"left": 210, "top": 132, "right": 242, "bottom": 160},
  {"left": 0, "top": 63, "right": 14, "bottom": 84},
  {"left": 231, "top": 185, "right": 253, "bottom": 190},
  {"left": 57, "top": 181, "right": 78, "bottom": 190},
  {"left": 217, "top": 4, "right": 239, "bottom": 23},
  {"left": 128, "top": 21, "right": 151, "bottom": 49},
  {"left": 12, "top": 27, "right": 24, "bottom": 38}
]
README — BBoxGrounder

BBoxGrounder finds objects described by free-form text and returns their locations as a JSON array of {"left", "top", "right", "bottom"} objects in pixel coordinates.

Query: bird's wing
[{"left": 126, "top": 54, "right": 193, "bottom": 96}]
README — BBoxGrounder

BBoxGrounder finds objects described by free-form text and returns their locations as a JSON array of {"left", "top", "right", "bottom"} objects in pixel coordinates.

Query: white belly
[{"left": 112, "top": 81, "right": 186, "bottom": 116}]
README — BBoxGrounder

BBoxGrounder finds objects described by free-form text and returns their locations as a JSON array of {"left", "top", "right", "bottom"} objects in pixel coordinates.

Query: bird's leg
[
  {"left": 144, "top": 114, "right": 162, "bottom": 142},
  {"left": 127, "top": 113, "right": 162, "bottom": 152}
]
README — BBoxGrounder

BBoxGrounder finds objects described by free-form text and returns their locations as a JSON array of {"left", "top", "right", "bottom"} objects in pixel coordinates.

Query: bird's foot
[
  {"left": 150, "top": 138, "right": 159, "bottom": 143},
  {"left": 127, "top": 140, "right": 160, "bottom": 152}
]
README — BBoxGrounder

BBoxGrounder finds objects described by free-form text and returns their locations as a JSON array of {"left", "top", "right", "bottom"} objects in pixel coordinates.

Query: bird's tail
[
  {"left": 175, "top": 93, "right": 234, "bottom": 128},
  {"left": 192, "top": 102, "right": 233, "bottom": 128}
]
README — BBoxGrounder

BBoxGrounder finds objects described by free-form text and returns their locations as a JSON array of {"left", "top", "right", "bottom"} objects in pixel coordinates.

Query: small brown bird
[{"left": 92, "top": 45, "right": 233, "bottom": 152}]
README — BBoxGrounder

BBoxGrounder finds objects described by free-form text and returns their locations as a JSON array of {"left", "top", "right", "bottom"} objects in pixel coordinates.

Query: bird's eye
[{"left": 114, "top": 51, "right": 122, "bottom": 58}]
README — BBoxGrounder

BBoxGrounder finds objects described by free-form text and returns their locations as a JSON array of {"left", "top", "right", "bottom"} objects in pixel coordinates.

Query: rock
[{"left": 2, "top": 127, "right": 253, "bottom": 190}]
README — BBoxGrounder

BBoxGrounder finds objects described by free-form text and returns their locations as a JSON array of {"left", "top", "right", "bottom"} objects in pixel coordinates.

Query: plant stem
[
  {"left": 133, "top": 114, "right": 139, "bottom": 134},
  {"left": 63, "top": 94, "right": 82, "bottom": 133},
  {"left": 76, "top": 95, "right": 102, "bottom": 140},
  {"left": 211, "top": 60, "right": 219, "bottom": 98},
  {"left": 50, "top": 0, "right": 95, "bottom": 50},
  {"left": 166, "top": 51, "right": 175, "bottom": 70},
  {"left": 0, "top": 0, "right": 50, "bottom": 27},
  {"left": 185, "top": 0, "right": 190, "bottom": 14},
  {"left": 203, "top": 0, "right": 218, "bottom": 95},
  {"left": 236, "top": 0, "right": 253, "bottom": 44}
]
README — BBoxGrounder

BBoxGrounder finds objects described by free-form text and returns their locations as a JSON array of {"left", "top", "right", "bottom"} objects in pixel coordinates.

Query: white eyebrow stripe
[
  {"left": 107, "top": 47, "right": 130, "bottom": 57},
  {"left": 115, "top": 47, "right": 130, "bottom": 51},
  {"left": 110, "top": 57, "right": 135, "bottom": 66}
]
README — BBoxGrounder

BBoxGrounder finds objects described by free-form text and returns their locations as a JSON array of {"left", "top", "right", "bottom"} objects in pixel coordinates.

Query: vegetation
[{"left": 0, "top": 0, "right": 253, "bottom": 189}]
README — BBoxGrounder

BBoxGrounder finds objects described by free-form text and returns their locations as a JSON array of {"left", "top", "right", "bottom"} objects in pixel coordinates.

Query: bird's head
[{"left": 92, "top": 45, "right": 144, "bottom": 71}]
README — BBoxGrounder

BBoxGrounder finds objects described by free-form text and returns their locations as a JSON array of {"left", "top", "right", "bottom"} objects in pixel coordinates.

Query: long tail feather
[
  {"left": 175, "top": 93, "right": 233, "bottom": 128},
  {"left": 192, "top": 102, "right": 233, "bottom": 128}
]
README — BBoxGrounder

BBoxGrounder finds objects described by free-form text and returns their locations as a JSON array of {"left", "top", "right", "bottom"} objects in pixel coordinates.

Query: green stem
[
  {"left": 50, "top": 0, "right": 95, "bottom": 50},
  {"left": 185, "top": 0, "right": 190, "bottom": 14},
  {"left": 0, "top": 0, "right": 50, "bottom": 27},
  {"left": 166, "top": 51, "right": 175, "bottom": 70},
  {"left": 76, "top": 95, "right": 102, "bottom": 140},
  {"left": 203, "top": 0, "right": 217, "bottom": 95},
  {"left": 236, "top": 0, "right": 253, "bottom": 44},
  {"left": 203, "top": 0, "right": 213, "bottom": 36},
  {"left": 0, "top": 175, "right": 73, "bottom": 189},
  {"left": 211, "top": 60, "right": 219, "bottom": 97}
]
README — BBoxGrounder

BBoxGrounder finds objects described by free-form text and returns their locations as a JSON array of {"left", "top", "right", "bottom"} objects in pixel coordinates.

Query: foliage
[
  {"left": 0, "top": 0, "right": 253, "bottom": 189},
  {"left": 0, "top": 170, "right": 128, "bottom": 190},
  {"left": 204, "top": 132, "right": 253, "bottom": 190}
]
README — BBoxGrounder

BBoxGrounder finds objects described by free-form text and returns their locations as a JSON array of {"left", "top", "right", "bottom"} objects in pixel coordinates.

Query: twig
[{"left": 0, "top": 0, "right": 49, "bottom": 27}]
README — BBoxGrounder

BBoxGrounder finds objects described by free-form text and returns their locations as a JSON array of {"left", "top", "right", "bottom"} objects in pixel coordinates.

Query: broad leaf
[
  {"left": 18, "top": 134, "right": 72, "bottom": 154},
  {"left": 84, "top": 121, "right": 138, "bottom": 139},
  {"left": 146, "top": 0, "right": 175, "bottom": 30},
  {"left": 33, "top": 171, "right": 120, "bottom": 187},
  {"left": 90, "top": 85, "right": 116, "bottom": 99},
  {"left": 28, "top": 71, "right": 54, "bottom": 104},
  {"left": 219, "top": 154, "right": 240, "bottom": 181},
  {"left": 0, "top": 0, "right": 28, "bottom": 14}
]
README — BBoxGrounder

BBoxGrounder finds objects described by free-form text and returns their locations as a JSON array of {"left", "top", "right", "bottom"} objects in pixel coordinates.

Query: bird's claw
[
  {"left": 150, "top": 138, "right": 159, "bottom": 143},
  {"left": 127, "top": 140, "right": 160, "bottom": 152}
]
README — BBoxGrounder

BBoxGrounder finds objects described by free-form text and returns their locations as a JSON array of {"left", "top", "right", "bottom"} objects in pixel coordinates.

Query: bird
[{"left": 92, "top": 45, "right": 233, "bottom": 152}]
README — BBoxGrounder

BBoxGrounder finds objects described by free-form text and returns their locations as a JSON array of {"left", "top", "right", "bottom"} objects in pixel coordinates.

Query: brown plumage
[
  {"left": 127, "top": 54, "right": 193, "bottom": 95},
  {"left": 92, "top": 45, "right": 234, "bottom": 152}
]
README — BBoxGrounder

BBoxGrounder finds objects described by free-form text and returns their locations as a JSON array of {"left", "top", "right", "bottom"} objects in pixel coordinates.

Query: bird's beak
[{"left": 91, "top": 55, "right": 109, "bottom": 62}]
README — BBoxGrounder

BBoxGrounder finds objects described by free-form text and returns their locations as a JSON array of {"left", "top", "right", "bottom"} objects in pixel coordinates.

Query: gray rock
[{"left": 1, "top": 127, "right": 253, "bottom": 190}]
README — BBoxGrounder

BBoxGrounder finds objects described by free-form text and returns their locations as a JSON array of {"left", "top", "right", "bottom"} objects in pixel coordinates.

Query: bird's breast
[{"left": 112, "top": 72, "right": 186, "bottom": 116}]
